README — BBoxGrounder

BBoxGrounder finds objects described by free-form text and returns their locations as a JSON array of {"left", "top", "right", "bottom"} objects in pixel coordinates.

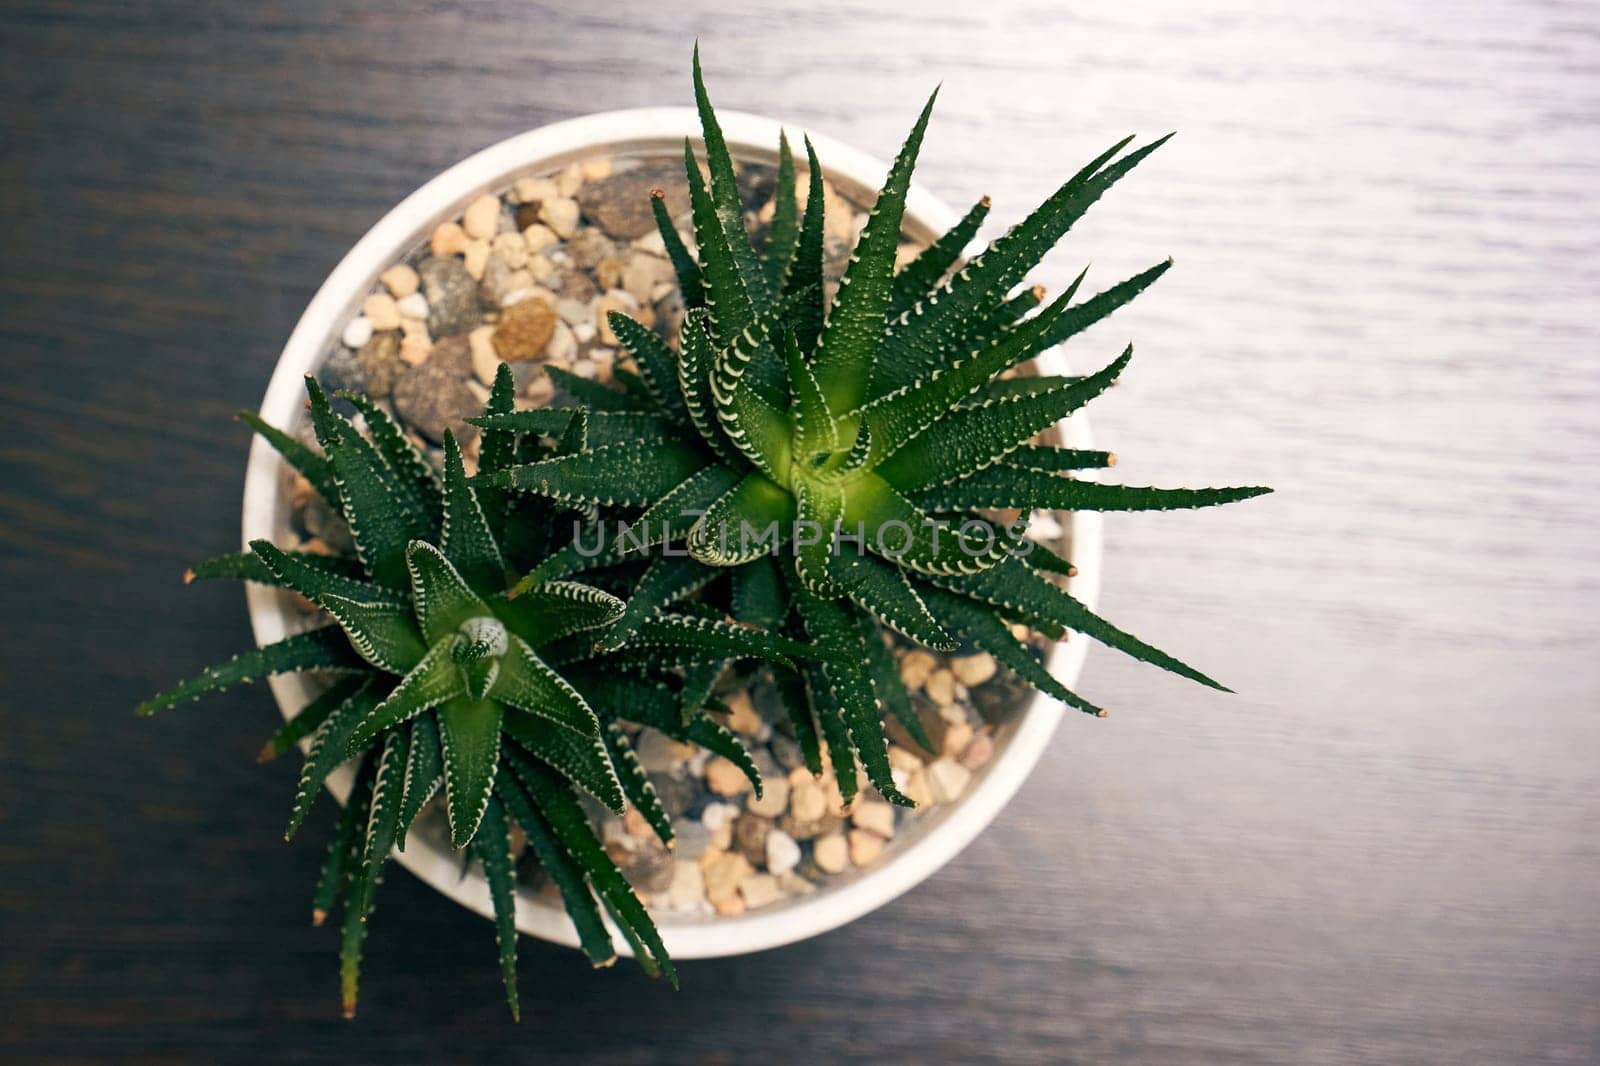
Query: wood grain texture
[{"left": 2, "top": 1, "right": 1597, "bottom": 1061}]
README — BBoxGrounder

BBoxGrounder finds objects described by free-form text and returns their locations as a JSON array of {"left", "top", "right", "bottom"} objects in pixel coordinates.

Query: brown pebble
[
  {"left": 492, "top": 298, "right": 556, "bottom": 361},
  {"left": 732, "top": 812, "right": 772, "bottom": 867}
]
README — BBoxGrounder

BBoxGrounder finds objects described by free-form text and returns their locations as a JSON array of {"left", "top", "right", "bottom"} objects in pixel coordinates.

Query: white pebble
[
  {"left": 545, "top": 320, "right": 577, "bottom": 363},
  {"left": 514, "top": 176, "right": 559, "bottom": 203},
  {"left": 851, "top": 801, "right": 897, "bottom": 840},
  {"left": 395, "top": 292, "right": 429, "bottom": 319},
  {"left": 765, "top": 829, "right": 801, "bottom": 876},
  {"left": 539, "top": 197, "right": 581, "bottom": 239},
  {"left": 701, "top": 802, "right": 737, "bottom": 832},
  {"left": 341, "top": 316, "right": 373, "bottom": 349},
  {"left": 928, "top": 758, "right": 973, "bottom": 803}
]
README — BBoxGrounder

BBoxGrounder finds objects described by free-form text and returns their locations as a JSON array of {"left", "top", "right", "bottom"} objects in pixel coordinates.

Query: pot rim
[{"left": 243, "top": 106, "right": 1102, "bottom": 959}]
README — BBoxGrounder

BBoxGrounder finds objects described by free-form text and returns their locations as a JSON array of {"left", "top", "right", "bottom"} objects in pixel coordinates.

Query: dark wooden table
[{"left": 4, "top": 2, "right": 1597, "bottom": 1061}]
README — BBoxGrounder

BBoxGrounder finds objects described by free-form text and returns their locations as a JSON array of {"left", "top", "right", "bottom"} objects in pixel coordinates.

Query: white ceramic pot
[{"left": 242, "top": 108, "right": 1103, "bottom": 959}]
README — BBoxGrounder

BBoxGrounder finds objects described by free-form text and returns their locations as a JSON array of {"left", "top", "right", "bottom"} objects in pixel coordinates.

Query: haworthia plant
[
  {"left": 478, "top": 46, "right": 1269, "bottom": 809},
  {"left": 142, "top": 48, "right": 1270, "bottom": 1020},
  {"left": 140, "top": 367, "right": 794, "bottom": 1018}
]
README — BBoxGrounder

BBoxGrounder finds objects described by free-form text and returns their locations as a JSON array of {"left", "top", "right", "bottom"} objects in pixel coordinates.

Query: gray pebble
[{"left": 418, "top": 256, "right": 478, "bottom": 337}]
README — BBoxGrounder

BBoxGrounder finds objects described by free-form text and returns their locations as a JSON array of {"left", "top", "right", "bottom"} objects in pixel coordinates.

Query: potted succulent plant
[{"left": 141, "top": 49, "right": 1268, "bottom": 1017}]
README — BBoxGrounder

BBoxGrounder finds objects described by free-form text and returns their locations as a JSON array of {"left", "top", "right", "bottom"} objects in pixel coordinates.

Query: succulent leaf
[{"left": 137, "top": 626, "right": 363, "bottom": 717}]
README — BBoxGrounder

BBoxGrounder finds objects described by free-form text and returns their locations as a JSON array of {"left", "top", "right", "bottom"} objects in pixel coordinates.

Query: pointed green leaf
[
  {"left": 874, "top": 345, "right": 1132, "bottom": 491},
  {"left": 185, "top": 548, "right": 361, "bottom": 588},
  {"left": 286, "top": 680, "right": 380, "bottom": 840},
  {"left": 793, "top": 591, "right": 910, "bottom": 806},
  {"left": 258, "top": 676, "right": 367, "bottom": 763},
  {"left": 396, "top": 710, "right": 443, "bottom": 849},
  {"left": 438, "top": 695, "right": 503, "bottom": 848},
  {"left": 921, "top": 585, "right": 1106, "bottom": 716},
  {"left": 509, "top": 754, "right": 674, "bottom": 984},
  {"left": 811, "top": 89, "right": 937, "bottom": 416},
  {"left": 688, "top": 470, "right": 795, "bottom": 566},
  {"left": 494, "top": 770, "right": 616, "bottom": 966},
  {"left": 485, "top": 438, "right": 707, "bottom": 507},
  {"left": 491, "top": 633, "right": 601, "bottom": 737},
  {"left": 597, "top": 555, "right": 720, "bottom": 651},
  {"left": 764, "top": 131, "right": 800, "bottom": 289},
  {"left": 692, "top": 45, "right": 768, "bottom": 305},
  {"left": 785, "top": 138, "right": 827, "bottom": 354},
  {"left": 604, "top": 725, "right": 673, "bottom": 847},
  {"left": 887, "top": 194, "right": 990, "bottom": 320},
  {"left": 912, "top": 467, "right": 1272, "bottom": 513},
  {"left": 344, "top": 636, "right": 465, "bottom": 756},
  {"left": 651, "top": 189, "right": 703, "bottom": 306},
  {"left": 240, "top": 409, "right": 337, "bottom": 506},
  {"left": 405, "top": 540, "right": 492, "bottom": 644},
  {"left": 501, "top": 707, "right": 625, "bottom": 813},
  {"left": 472, "top": 796, "right": 521, "bottom": 1019},
  {"left": 136, "top": 626, "right": 362, "bottom": 716},
  {"left": 438, "top": 432, "right": 506, "bottom": 594},
  {"left": 338, "top": 390, "right": 444, "bottom": 531}
]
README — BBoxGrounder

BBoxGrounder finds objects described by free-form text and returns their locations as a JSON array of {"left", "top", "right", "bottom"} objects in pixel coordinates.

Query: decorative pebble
[
  {"left": 341, "top": 316, "right": 373, "bottom": 349},
  {"left": 462, "top": 194, "right": 501, "bottom": 241},
  {"left": 430, "top": 221, "right": 468, "bottom": 257},
  {"left": 899, "top": 649, "right": 938, "bottom": 690},
  {"left": 700, "top": 850, "right": 752, "bottom": 902},
  {"left": 395, "top": 291, "right": 429, "bottom": 320},
  {"left": 539, "top": 197, "right": 581, "bottom": 239},
  {"left": 925, "top": 668, "right": 957, "bottom": 705},
  {"left": 765, "top": 829, "right": 801, "bottom": 876},
  {"left": 492, "top": 298, "right": 557, "bottom": 362},
  {"left": 672, "top": 819, "right": 711, "bottom": 861},
  {"left": 732, "top": 812, "right": 771, "bottom": 867},
  {"left": 848, "top": 829, "right": 885, "bottom": 867},
  {"left": 468, "top": 325, "right": 500, "bottom": 386},
  {"left": 577, "top": 163, "right": 689, "bottom": 239},
  {"left": 462, "top": 239, "right": 491, "bottom": 280},
  {"left": 851, "top": 800, "right": 897, "bottom": 840},
  {"left": 723, "top": 691, "right": 764, "bottom": 736},
  {"left": 417, "top": 257, "right": 478, "bottom": 337},
  {"left": 705, "top": 756, "right": 751, "bottom": 797},
  {"left": 667, "top": 860, "right": 704, "bottom": 911},
  {"left": 745, "top": 773, "right": 789, "bottom": 819},
  {"left": 513, "top": 176, "right": 559, "bottom": 204},
  {"left": 789, "top": 780, "right": 827, "bottom": 823},
  {"left": 927, "top": 758, "right": 973, "bottom": 804},
  {"left": 740, "top": 874, "right": 782, "bottom": 910},
  {"left": 357, "top": 331, "right": 402, "bottom": 398},
  {"left": 398, "top": 333, "right": 431, "bottom": 366},
  {"left": 362, "top": 292, "right": 401, "bottom": 331},
  {"left": 951, "top": 653, "right": 998, "bottom": 687},
  {"left": 959, "top": 732, "right": 996, "bottom": 770},
  {"left": 701, "top": 802, "right": 737, "bottom": 833},
  {"left": 813, "top": 833, "right": 849, "bottom": 874},
  {"left": 380, "top": 263, "right": 419, "bottom": 299},
  {"left": 522, "top": 223, "right": 558, "bottom": 254},
  {"left": 392, "top": 360, "right": 480, "bottom": 444},
  {"left": 942, "top": 722, "right": 974, "bottom": 758},
  {"left": 492, "top": 230, "right": 528, "bottom": 268}
]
